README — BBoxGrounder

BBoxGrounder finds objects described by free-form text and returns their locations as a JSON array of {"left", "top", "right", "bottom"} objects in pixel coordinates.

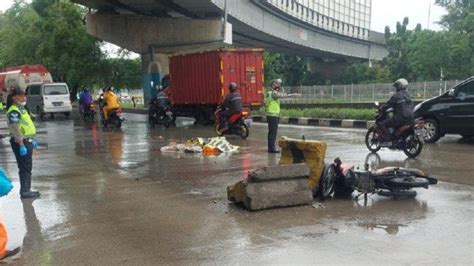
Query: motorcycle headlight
[{"left": 414, "top": 103, "right": 422, "bottom": 113}]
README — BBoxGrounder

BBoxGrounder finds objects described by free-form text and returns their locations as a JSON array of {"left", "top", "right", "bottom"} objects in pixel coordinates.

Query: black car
[{"left": 414, "top": 76, "right": 474, "bottom": 143}]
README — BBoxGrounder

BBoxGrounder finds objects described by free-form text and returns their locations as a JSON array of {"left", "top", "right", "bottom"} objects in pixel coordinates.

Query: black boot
[
  {"left": 0, "top": 247, "right": 21, "bottom": 260},
  {"left": 20, "top": 191, "right": 40, "bottom": 199}
]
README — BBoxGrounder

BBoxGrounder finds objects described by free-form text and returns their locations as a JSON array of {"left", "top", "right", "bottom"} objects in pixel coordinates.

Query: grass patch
[{"left": 254, "top": 107, "right": 376, "bottom": 120}]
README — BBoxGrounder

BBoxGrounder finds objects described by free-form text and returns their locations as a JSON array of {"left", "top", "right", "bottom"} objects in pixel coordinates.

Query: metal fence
[
  {"left": 282, "top": 80, "right": 462, "bottom": 104},
  {"left": 122, "top": 80, "right": 463, "bottom": 105}
]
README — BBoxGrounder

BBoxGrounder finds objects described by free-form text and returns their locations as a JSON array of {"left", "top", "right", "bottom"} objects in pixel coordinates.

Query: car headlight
[{"left": 414, "top": 103, "right": 422, "bottom": 113}]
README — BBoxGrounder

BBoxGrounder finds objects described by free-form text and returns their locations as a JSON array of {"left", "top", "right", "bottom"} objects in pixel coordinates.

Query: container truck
[{"left": 168, "top": 49, "right": 264, "bottom": 123}]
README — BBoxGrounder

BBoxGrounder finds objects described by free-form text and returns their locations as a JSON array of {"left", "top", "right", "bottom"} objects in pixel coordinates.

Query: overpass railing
[{"left": 281, "top": 80, "right": 462, "bottom": 104}]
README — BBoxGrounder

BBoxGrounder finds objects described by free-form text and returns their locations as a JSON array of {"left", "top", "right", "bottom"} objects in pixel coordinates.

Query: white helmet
[{"left": 393, "top": 78, "right": 409, "bottom": 91}]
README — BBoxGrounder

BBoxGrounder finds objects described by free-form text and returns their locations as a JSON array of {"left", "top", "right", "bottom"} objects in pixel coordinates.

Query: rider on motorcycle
[
  {"left": 150, "top": 86, "right": 171, "bottom": 118},
  {"left": 79, "top": 87, "right": 93, "bottom": 114},
  {"left": 102, "top": 87, "right": 120, "bottom": 120},
  {"left": 381, "top": 78, "right": 414, "bottom": 141},
  {"left": 218, "top": 82, "right": 242, "bottom": 132}
]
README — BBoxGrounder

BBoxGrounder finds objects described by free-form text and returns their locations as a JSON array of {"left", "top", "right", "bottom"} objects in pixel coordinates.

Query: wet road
[{"left": 0, "top": 113, "right": 473, "bottom": 265}]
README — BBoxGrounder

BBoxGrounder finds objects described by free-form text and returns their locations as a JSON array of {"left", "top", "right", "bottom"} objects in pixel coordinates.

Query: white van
[{"left": 26, "top": 83, "right": 72, "bottom": 119}]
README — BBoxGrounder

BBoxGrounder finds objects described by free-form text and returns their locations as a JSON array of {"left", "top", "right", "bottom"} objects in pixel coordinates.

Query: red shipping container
[{"left": 169, "top": 49, "right": 264, "bottom": 122}]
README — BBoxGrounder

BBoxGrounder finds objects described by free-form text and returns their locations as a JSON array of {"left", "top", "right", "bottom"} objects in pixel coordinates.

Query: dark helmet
[
  {"left": 229, "top": 82, "right": 238, "bottom": 92},
  {"left": 393, "top": 78, "right": 409, "bottom": 91}
]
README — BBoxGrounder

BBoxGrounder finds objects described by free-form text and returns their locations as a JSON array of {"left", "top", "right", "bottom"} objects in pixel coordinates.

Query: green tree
[
  {"left": 384, "top": 17, "right": 411, "bottom": 80},
  {"left": 0, "top": 0, "right": 112, "bottom": 100}
]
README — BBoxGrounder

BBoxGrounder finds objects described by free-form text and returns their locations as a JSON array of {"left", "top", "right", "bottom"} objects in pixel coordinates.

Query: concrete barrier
[
  {"left": 227, "top": 163, "right": 312, "bottom": 211},
  {"left": 278, "top": 137, "right": 327, "bottom": 194}
]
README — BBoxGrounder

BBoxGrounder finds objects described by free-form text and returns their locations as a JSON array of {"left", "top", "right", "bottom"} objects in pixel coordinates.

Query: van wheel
[
  {"left": 423, "top": 119, "right": 441, "bottom": 143},
  {"left": 64, "top": 112, "right": 70, "bottom": 119}
]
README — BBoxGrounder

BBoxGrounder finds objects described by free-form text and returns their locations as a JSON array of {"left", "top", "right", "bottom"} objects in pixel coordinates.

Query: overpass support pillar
[{"left": 142, "top": 51, "right": 169, "bottom": 106}]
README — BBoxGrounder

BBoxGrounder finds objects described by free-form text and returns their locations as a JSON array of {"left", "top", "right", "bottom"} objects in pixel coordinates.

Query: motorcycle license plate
[
  {"left": 244, "top": 118, "right": 253, "bottom": 128},
  {"left": 166, "top": 111, "right": 172, "bottom": 116}
]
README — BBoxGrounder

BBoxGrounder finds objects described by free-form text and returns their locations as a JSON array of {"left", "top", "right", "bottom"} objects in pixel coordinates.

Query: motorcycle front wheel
[
  {"left": 215, "top": 124, "right": 224, "bottom": 137},
  {"left": 403, "top": 134, "right": 423, "bottom": 158},
  {"left": 239, "top": 124, "right": 249, "bottom": 139},
  {"left": 317, "top": 163, "right": 336, "bottom": 200},
  {"left": 365, "top": 127, "right": 382, "bottom": 152}
]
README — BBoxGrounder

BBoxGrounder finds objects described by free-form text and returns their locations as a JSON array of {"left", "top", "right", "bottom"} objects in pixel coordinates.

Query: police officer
[
  {"left": 381, "top": 78, "right": 414, "bottom": 141},
  {"left": 218, "top": 82, "right": 242, "bottom": 131},
  {"left": 7, "top": 88, "right": 40, "bottom": 199},
  {"left": 265, "top": 79, "right": 301, "bottom": 153}
]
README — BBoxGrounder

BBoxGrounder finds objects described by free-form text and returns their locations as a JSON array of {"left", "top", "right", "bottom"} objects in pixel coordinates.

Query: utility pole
[{"left": 427, "top": 0, "right": 432, "bottom": 29}]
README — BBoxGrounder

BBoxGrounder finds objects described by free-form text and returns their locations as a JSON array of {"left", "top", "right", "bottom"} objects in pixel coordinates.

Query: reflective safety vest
[
  {"left": 265, "top": 90, "right": 280, "bottom": 117},
  {"left": 7, "top": 105, "right": 36, "bottom": 138}
]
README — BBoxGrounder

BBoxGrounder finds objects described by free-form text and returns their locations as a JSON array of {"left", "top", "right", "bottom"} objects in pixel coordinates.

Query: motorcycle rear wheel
[
  {"left": 403, "top": 134, "right": 423, "bottom": 158},
  {"left": 365, "top": 127, "right": 382, "bottom": 152},
  {"left": 239, "top": 124, "right": 249, "bottom": 139},
  {"left": 111, "top": 116, "right": 122, "bottom": 128}
]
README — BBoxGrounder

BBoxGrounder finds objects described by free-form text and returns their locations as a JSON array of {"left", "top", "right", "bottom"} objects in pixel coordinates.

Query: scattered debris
[
  {"left": 160, "top": 137, "right": 239, "bottom": 155},
  {"left": 312, "top": 202, "right": 325, "bottom": 209}
]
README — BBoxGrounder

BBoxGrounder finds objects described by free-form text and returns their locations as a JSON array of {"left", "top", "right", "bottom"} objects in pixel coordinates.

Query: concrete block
[
  {"left": 367, "top": 120, "right": 376, "bottom": 128},
  {"left": 248, "top": 163, "right": 310, "bottom": 182},
  {"left": 278, "top": 137, "right": 327, "bottom": 193},
  {"left": 319, "top": 119, "right": 330, "bottom": 127},
  {"left": 227, "top": 179, "right": 313, "bottom": 211},
  {"left": 298, "top": 118, "right": 309, "bottom": 125},
  {"left": 341, "top": 119, "right": 355, "bottom": 128},
  {"left": 280, "top": 116, "right": 289, "bottom": 124}
]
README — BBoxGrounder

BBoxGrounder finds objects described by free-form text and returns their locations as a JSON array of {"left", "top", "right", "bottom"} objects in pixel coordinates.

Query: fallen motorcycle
[{"left": 317, "top": 157, "right": 438, "bottom": 200}]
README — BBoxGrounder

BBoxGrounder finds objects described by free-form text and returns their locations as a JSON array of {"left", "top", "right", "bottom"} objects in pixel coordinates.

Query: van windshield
[{"left": 44, "top": 85, "right": 69, "bottom": 95}]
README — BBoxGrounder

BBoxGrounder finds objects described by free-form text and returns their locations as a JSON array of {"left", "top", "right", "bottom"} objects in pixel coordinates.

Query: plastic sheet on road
[{"left": 160, "top": 137, "right": 239, "bottom": 156}]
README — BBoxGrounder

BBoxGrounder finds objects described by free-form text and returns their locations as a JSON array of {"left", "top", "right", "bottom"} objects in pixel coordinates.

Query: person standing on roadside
[
  {"left": 7, "top": 88, "right": 40, "bottom": 199},
  {"left": 265, "top": 79, "right": 301, "bottom": 153}
]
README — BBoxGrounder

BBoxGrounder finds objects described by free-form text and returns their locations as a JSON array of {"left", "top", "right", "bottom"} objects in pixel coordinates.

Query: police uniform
[
  {"left": 7, "top": 104, "right": 37, "bottom": 196},
  {"left": 265, "top": 90, "right": 281, "bottom": 153}
]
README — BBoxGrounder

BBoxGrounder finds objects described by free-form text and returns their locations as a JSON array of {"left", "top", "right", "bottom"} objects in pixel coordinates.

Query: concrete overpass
[{"left": 73, "top": 0, "right": 387, "bottom": 102}]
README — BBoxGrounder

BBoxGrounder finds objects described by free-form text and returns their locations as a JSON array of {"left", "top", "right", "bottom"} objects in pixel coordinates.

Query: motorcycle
[
  {"left": 317, "top": 157, "right": 438, "bottom": 200},
  {"left": 81, "top": 103, "right": 96, "bottom": 121},
  {"left": 148, "top": 102, "right": 173, "bottom": 128},
  {"left": 101, "top": 107, "right": 123, "bottom": 128},
  {"left": 365, "top": 102, "right": 424, "bottom": 158},
  {"left": 215, "top": 108, "right": 251, "bottom": 139}
]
